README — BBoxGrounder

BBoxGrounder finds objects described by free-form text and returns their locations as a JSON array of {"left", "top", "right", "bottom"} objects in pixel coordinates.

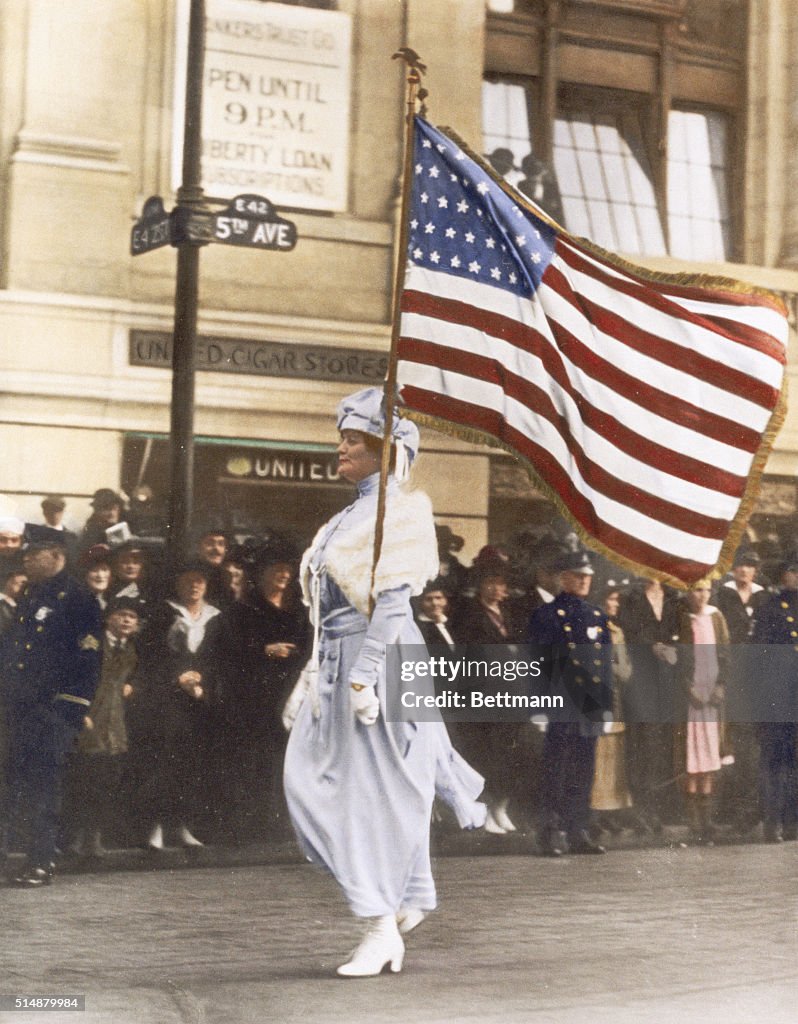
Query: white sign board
[{"left": 173, "top": 0, "right": 352, "bottom": 212}]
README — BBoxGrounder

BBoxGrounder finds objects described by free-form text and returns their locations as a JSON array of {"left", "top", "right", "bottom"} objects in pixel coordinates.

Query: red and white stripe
[{"left": 397, "top": 235, "right": 788, "bottom": 586}]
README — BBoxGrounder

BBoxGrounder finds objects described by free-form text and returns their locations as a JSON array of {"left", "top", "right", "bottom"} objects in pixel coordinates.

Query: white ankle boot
[
  {"left": 336, "top": 915, "right": 405, "bottom": 977},
  {"left": 177, "top": 824, "right": 204, "bottom": 848},
  {"left": 147, "top": 823, "right": 164, "bottom": 850},
  {"left": 493, "top": 799, "right": 517, "bottom": 833},
  {"left": 483, "top": 807, "right": 507, "bottom": 834},
  {"left": 396, "top": 907, "right": 427, "bottom": 935}
]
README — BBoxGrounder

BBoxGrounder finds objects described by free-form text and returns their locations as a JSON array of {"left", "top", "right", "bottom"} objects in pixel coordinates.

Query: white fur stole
[{"left": 301, "top": 487, "right": 439, "bottom": 617}]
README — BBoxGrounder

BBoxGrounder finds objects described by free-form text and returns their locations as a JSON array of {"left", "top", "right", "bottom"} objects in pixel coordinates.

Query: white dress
[{"left": 284, "top": 472, "right": 485, "bottom": 918}]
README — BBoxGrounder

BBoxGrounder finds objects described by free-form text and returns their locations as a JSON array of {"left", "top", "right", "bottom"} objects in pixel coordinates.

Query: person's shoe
[
  {"left": 396, "top": 907, "right": 427, "bottom": 935},
  {"left": 147, "top": 823, "right": 165, "bottom": 851},
  {"left": 483, "top": 809, "right": 507, "bottom": 835},
  {"left": 568, "top": 830, "right": 606, "bottom": 854},
  {"left": 763, "top": 824, "right": 783, "bottom": 844},
  {"left": 539, "top": 829, "right": 567, "bottom": 857},
  {"left": 12, "top": 863, "right": 54, "bottom": 887},
  {"left": 176, "top": 825, "right": 204, "bottom": 848},
  {"left": 781, "top": 825, "right": 797, "bottom": 842},
  {"left": 337, "top": 915, "right": 404, "bottom": 977},
  {"left": 492, "top": 800, "right": 517, "bottom": 833}
]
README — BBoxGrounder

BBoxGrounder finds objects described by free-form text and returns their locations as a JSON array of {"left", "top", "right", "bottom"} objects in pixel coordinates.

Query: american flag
[{"left": 397, "top": 117, "right": 789, "bottom": 588}]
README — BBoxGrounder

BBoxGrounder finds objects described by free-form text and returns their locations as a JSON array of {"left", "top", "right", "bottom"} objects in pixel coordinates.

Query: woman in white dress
[{"left": 283, "top": 387, "right": 485, "bottom": 977}]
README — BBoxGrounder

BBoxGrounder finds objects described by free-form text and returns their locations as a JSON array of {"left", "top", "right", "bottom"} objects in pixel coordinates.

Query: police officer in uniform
[
  {"left": 750, "top": 556, "right": 798, "bottom": 843},
  {"left": 0, "top": 537, "right": 102, "bottom": 885},
  {"left": 529, "top": 550, "right": 613, "bottom": 855}
]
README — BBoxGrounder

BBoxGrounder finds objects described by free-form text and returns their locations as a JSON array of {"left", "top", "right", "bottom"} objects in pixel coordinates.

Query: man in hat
[
  {"left": 750, "top": 556, "right": 798, "bottom": 843},
  {"left": 528, "top": 550, "right": 613, "bottom": 856},
  {"left": 26, "top": 496, "right": 78, "bottom": 566},
  {"left": 192, "top": 527, "right": 231, "bottom": 609},
  {"left": 0, "top": 537, "right": 102, "bottom": 885}
]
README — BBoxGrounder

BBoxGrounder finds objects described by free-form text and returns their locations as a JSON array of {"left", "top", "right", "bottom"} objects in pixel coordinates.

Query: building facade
[{"left": 0, "top": 0, "right": 796, "bottom": 559}]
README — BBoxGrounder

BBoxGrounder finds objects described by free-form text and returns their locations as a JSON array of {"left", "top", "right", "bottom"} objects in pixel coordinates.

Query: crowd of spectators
[{"left": 0, "top": 491, "right": 796, "bottom": 872}]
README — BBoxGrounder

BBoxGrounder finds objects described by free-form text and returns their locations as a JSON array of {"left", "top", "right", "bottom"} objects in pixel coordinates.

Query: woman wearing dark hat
[
  {"left": 109, "top": 540, "right": 154, "bottom": 608},
  {"left": 283, "top": 387, "right": 485, "bottom": 978},
  {"left": 78, "top": 489, "right": 125, "bottom": 553},
  {"left": 224, "top": 537, "right": 310, "bottom": 841},
  {"left": 132, "top": 560, "right": 225, "bottom": 850},
  {"left": 450, "top": 546, "right": 528, "bottom": 834},
  {"left": 79, "top": 545, "right": 113, "bottom": 611},
  {"left": 716, "top": 551, "right": 767, "bottom": 645}
]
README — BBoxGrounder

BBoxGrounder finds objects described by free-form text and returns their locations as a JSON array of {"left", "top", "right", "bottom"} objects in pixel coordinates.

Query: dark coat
[
  {"left": 748, "top": 588, "right": 798, "bottom": 724},
  {"left": 528, "top": 590, "right": 614, "bottom": 738},
  {"left": 1, "top": 569, "right": 102, "bottom": 716},
  {"left": 618, "top": 586, "right": 681, "bottom": 721},
  {"left": 225, "top": 592, "right": 311, "bottom": 735},
  {"left": 715, "top": 581, "right": 768, "bottom": 645},
  {"left": 132, "top": 600, "right": 225, "bottom": 741}
]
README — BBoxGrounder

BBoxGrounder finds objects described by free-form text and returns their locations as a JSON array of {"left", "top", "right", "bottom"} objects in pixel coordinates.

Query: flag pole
[{"left": 369, "top": 50, "right": 427, "bottom": 611}]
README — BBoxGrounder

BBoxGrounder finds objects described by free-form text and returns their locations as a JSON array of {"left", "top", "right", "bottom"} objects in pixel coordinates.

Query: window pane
[
  {"left": 481, "top": 80, "right": 532, "bottom": 188},
  {"left": 587, "top": 198, "right": 615, "bottom": 248},
  {"left": 553, "top": 103, "right": 664, "bottom": 255},
  {"left": 668, "top": 109, "right": 731, "bottom": 261},
  {"left": 562, "top": 195, "right": 591, "bottom": 237},
  {"left": 667, "top": 164, "right": 690, "bottom": 216},
  {"left": 610, "top": 202, "right": 640, "bottom": 253},
  {"left": 553, "top": 145, "right": 581, "bottom": 194},
  {"left": 636, "top": 206, "right": 667, "bottom": 255},
  {"left": 601, "top": 152, "right": 630, "bottom": 201},
  {"left": 576, "top": 147, "right": 605, "bottom": 200}
]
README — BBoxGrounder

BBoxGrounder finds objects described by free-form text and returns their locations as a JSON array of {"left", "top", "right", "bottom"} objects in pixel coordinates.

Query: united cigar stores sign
[{"left": 129, "top": 330, "right": 388, "bottom": 384}]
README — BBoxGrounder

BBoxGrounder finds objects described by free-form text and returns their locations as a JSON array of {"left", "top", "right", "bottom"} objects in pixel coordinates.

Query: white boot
[
  {"left": 336, "top": 915, "right": 405, "bottom": 977},
  {"left": 483, "top": 807, "right": 507, "bottom": 834},
  {"left": 396, "top": 906, "right": 427, "bottom": 935},
  {"left": 147, "top": 822, "right": 164, "bottom": 851},
  {"left": 177, "top": 824, "right": 204, "bottom": 848},
  {"left": 493, "top": 798, "right": 517, "bottom": 833}
]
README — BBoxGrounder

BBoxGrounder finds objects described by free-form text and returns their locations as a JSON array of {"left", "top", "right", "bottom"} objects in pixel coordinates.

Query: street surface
[{"left": 1, "top": 845, "right": 796, "bottom": 1024}]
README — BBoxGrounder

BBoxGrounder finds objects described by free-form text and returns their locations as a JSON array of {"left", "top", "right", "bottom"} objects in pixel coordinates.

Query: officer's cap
[
  {"left": 555, "top": 550, "right": 595, "bottom": 575},
  {"left": 24, "top": 536, "right": 68, "bottom": 553},
  {"left": 105, "top": 595, "right": 144, "bottom": 618},
  {"left": 733, "top": 550, "right": 760, "bottom": 568}
]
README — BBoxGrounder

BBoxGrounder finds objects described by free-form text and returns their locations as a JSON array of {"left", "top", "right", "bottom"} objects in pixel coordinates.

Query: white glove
[
  {"left": 281, "top": 666, "right": 312, "bottom": 732},
  {"left": 350, "top": 684, "right": 380, "bottom": 725},
  {"left": 529, "top": 714, "right": 548, "bottom": 733}
]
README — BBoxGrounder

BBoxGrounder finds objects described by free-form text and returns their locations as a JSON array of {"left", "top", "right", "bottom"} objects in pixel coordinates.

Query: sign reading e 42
[{"left": 213, "top": 194, "right": 297, "bottom": 251}]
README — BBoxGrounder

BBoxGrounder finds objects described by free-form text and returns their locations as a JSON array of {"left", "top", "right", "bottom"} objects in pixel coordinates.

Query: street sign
[
  {"left": 213, "top": 194, "right": 297, "bottom": 252},
  {"left": 130, "top": 196, "right": 173, "bottom": 255}
]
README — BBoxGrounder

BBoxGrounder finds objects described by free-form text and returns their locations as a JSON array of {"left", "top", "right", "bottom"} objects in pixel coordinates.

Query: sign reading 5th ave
[{"left": 214, "top": 194, "right": 297, "bottom": 250}]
